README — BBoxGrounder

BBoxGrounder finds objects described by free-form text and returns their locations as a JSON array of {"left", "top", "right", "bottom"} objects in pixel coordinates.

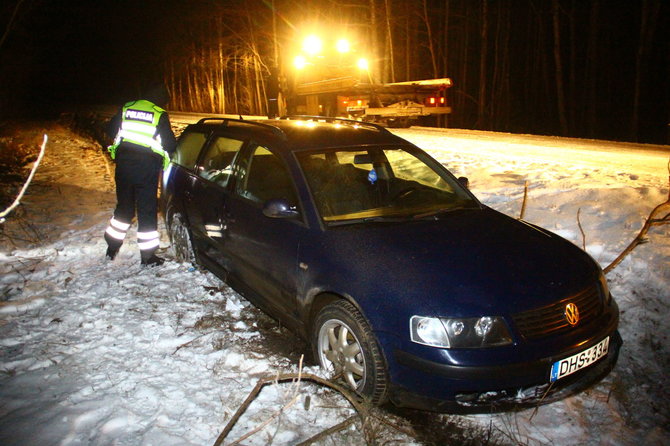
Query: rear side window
[{"left": 173, "top": 131, "right": 206, "bottom": 169}]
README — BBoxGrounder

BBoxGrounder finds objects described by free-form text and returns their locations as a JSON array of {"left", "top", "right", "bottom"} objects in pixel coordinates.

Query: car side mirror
[
  {"left": 263, "top": 198, "right": 300, "bottom": 219},
  {"left": 458, "top": 176, "right": 470, "bottom": 189}
]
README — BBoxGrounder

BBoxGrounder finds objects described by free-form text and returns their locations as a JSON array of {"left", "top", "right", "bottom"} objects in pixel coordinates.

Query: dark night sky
[
  {"left": 2, "top": 1, "right": 171, "bottom": 108},
  {"left": 1, "top": 0, "right": 668, "bottom": 143}
]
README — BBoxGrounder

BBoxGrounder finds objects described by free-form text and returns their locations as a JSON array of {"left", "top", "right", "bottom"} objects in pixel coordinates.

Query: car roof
[{"left": 186, "top": 117, "right": 410, "bottom": 151}]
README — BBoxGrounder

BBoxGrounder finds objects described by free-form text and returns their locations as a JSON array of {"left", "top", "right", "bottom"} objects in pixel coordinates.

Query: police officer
[{"left": 104, "top": 84, "right": 177, "bottom": 266}]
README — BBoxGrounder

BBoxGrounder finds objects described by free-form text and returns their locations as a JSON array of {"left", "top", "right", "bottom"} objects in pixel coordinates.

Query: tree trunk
[
  {"left": 490, "top": 3, "right": 511, "bottom": 130},
  {"left": 584, "top": 1, "right": 600, "bottom": 137},
  {"left": 384, "top": 0, "right": 395, "bottom": 82},
  {"left": 218, "top": 21, "right": 226, "bottom": 113},
  {"left": 368, "top": 0, "right": 379, "bottom": 83},
  {"left": 477, "top": 0, "right": 488, "bottom": 128},
  {"left": 552, "top": 0, "right": 568, "bottom": 135},
  {"left": 568, "top": 0, "right": 577, "bottom": 134},
  {"left": 422, "top": 0, "right": 439, "bottom": 78},
  {"left": 404, "top": 3, "right": 414, "bottom": 80},
  {"left": 441, "top": 0, "right": 450, "bottom": 128},
  {"left": 631, "top": 0, "right": 660, "bottom": 141}
]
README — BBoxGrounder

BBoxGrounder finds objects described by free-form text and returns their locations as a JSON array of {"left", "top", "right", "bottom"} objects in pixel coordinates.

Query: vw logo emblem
[{"left": 565, "top": 303, "right": 580, "bottom": 326}]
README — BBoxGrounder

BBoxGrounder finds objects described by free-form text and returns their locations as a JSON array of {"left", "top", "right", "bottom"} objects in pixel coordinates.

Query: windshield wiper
[
  {"left": 326, "top": 215, "right": 413, "bottom": 227},
  {"left": 412, "top": 205, "right": 476, "bottom": 220}
]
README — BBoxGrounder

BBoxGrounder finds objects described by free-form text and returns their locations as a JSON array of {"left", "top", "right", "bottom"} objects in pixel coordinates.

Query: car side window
[
  {"left": 197, "top": 136, "right": 244, "bottom": 187},
  {"left": 173, "top": 131, "right": 207, "bottom": 169},
  {"left": 236, "top": 145, "right": 298, "bottom": 206}
]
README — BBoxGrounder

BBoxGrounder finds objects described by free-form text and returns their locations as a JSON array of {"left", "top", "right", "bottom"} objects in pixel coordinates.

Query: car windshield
[{"left": 297, "top": 146, "right": 479, "bottom": 224}]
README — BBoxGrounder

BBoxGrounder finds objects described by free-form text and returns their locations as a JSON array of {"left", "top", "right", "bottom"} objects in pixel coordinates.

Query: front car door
[
  {"left": 222, "top": 143, "right": 306, "bottom": 326},
  {"left": 187, "top": 134, "right": 245, "bottom": 271}
]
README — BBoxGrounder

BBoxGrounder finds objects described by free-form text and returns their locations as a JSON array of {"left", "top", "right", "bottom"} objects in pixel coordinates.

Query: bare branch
[
  {"left": 226, "top": 393, "right": 301, "bottom": 446},
  {"left": 519, "top": 180, "right": 529, "bottom": 220},
  {"left": 296, "top": 415, "right": 358, "bottom": 446},
  {"left": 577, "top": 208, "right": 586, "bottom": 250},
  {"left": 212, "top": 370, "right": 370, "bottom": 446},
  {"left": 604, "top": 163, "right": 670, "bottom": 274},
  {"left": 0, "top": 134, "right": 48, "bottom": 224},
  {"left": 0, "top": 0, "right": 25, "bottom": 51}
]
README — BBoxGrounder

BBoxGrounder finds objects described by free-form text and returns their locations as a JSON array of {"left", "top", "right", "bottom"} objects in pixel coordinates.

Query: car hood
[{"left": 314, "top": 207, "right": 600, "bottom": 318}]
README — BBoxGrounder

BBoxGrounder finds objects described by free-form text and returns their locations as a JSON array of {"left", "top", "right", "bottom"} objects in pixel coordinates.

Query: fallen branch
[
  {"left": 367, "top": 411, "right": 417, "bottom": 440},
  {"left": 577, "top": 208, "right": 586, "bottom": 250},
  {"left": 604, "top": 162, "right": 670, "bottom": 275},
  {"left": 0, "top": 209, "right": 44, "bottom": 246},
  {"left": 171, "top": 331, "right": 214, "bottom": 355},
  {"left": 529, "top": 381, "right": 555, "bottom": 422},
  {"left": 604, "top": 192, "right": 670, "bottom": 274},
  {"left": 226, "top": 392, "right": 301, "bottom": 446},
  {"left": 519, "top": 180, "right": 529, "bottom": 220},
  {"left": 0, "top": 134, "right": 48, "bottom": 224},
  {"left": 212, "top": 370, "right": 370, "bottom": 446},
  {"left": 296, "top": 415, "right": 358, "bottom": 446}
]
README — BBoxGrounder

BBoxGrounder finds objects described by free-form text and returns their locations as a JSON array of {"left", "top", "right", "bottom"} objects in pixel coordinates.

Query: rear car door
[
  {"left": 222, "top": 143, "right": 306, "bottom": 325},
  {"left": 164, "top": 128, "right": 208, "bottom": 222}
]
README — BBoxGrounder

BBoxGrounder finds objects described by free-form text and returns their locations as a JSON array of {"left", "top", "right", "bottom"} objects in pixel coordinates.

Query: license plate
[{"left": 550, "top": 336, "right": 609, "bottom": 382}]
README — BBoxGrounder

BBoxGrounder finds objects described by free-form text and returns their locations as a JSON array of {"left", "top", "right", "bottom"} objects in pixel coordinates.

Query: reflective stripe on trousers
[
  {"left": 105, "top": 217, "right": 131, "bottom": 241},
  {"left": 137, "top": 230, "right": 160, "bottom": 252}
]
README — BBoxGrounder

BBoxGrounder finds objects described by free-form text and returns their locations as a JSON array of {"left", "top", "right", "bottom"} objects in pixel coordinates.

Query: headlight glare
[{"left": 411, "top": 315, "right": 512, "bottom": 349}]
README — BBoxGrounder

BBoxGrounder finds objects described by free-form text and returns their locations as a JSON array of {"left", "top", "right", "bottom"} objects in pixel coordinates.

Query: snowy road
[
  {"left": 396, "top": 126, "right": 669, "bottom": 182},
  {"left": 1, "top": 121, "right": 668, "bottom": 445}
]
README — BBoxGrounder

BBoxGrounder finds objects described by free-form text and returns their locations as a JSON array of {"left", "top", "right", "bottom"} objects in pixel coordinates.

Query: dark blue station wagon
[{"left": 162, "top": 117, "right": 621, "bottom": 412}]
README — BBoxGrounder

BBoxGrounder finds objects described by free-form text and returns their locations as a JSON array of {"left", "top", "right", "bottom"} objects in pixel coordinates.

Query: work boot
[
  {"left": 106, "top": 247, "right": 119, "bottom": 261},
  {"left": 104, "top": 232, "right": 122, "bottom": 261},
  {"left": 141, "top": 254, "right": 165, "bottom": 267}
]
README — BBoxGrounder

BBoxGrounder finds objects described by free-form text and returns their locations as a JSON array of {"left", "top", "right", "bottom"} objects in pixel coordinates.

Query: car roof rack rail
[
  {"left": 280, "top": 115, "right": 392, "bottom": 134},
  {"left": 195, "top": 117, "right": 286, "bottom": 140}
]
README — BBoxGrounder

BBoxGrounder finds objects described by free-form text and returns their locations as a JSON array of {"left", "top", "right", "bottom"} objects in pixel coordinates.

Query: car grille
[{"left": 512, "top": 284, "right": 603, "bottom": 341}]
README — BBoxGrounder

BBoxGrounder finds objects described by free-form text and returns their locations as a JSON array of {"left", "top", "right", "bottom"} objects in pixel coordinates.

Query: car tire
[
  {"left": 312, "top": 300, "right": 388, "bottom": 404},
  {"left": 168, "top": 213, "right": 196, "bottom": 264}
]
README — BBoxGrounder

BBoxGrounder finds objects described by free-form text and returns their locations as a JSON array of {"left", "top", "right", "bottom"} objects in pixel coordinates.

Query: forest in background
[{"left": 1, "top": 0, "right": 668, "bottom": 144}]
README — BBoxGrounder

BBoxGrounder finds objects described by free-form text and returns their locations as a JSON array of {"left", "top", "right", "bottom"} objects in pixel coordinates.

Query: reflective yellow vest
[{"left": 108, "top": 100, "right": 170, "bottom": 169}]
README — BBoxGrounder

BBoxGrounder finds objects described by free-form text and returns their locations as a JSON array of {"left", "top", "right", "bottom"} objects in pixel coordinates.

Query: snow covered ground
[{"left": 0, "top": 122, "right": 668, "bottom": 445}]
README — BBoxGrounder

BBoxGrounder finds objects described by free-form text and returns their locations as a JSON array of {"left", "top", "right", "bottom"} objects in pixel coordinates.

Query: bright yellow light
[
  {"left": 336, "top": 38, "right": 351, "bottom": 53},
  {"left": 294, "top": 55, "right": 307, "bottom": 70},
  {"left": 357, "top": 58, "right": 369, "bottom": 71},
  {"left": 302, "top": 35, "right": 322, "bottom": 56}
]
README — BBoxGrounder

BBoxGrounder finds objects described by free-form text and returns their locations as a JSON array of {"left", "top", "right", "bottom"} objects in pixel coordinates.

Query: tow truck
[{"left": 293, "top": 76, "right": 452, "bottom": 128}]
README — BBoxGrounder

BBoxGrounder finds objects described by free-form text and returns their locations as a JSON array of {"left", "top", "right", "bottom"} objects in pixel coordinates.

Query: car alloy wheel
[
  {"left": 313, "top": 300, "right": 388, "bottom": 404},
  {"left": 168, "top": 213, "right": 196, "bottom": 264}
]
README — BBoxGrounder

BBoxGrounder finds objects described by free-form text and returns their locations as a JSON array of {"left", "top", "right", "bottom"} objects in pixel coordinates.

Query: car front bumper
[{"left": 387, "top": 330, "right": 622, "bottom": 413}]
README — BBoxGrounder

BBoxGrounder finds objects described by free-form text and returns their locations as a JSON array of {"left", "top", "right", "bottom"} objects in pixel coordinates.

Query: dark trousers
[
  {"left": 105, "top": 152, "right": 162, "bottom": 259},
  {"left": 113, "top": 158, "right": 160, "bottom": 232}
]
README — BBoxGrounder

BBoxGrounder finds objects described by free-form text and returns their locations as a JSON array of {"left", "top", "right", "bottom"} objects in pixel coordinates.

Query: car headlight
[
  {"left": 598, "top": 273, "right": 611, "bottom": 305},
  {"left": 410, "top": 315, "right": 512, "bottom": 348}
]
